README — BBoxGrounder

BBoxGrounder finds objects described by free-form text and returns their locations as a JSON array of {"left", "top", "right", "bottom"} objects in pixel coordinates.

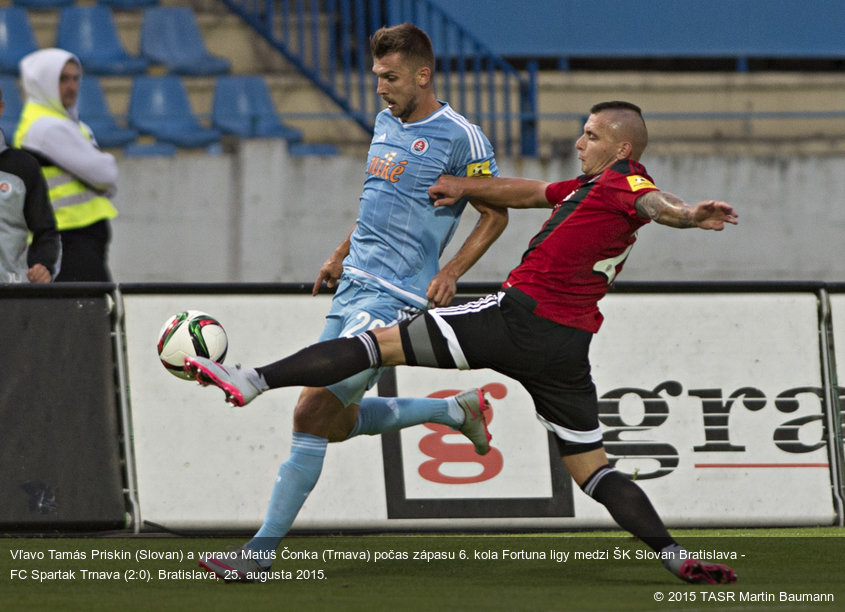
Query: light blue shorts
[{"left": 319, "top": 275, "right": 420, "bottom": 406}]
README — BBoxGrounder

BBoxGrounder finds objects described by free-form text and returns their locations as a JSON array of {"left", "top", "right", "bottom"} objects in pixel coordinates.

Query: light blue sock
[
  {"left": 244, "top": 432, "right": 327, "bottom": 567},
  {"left": 347, "top": 396, "right": 464, "bottom": 438}
]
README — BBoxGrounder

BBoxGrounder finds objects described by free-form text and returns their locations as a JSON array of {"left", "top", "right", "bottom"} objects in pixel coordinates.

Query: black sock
[
  {"left": 256, "top": 331, "right": 381, "bottom": 389},
  {"left": 582, "top": 465, "right": 675, "bottom": 552}
]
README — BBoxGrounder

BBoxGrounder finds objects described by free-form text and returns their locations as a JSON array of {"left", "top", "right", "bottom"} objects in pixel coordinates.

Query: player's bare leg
[{"left": 294, "top": 387, "right": 358, "bottom": 441}]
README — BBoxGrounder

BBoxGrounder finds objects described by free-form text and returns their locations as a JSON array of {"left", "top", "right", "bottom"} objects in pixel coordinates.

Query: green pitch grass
[{"left": 1, "top": 528, "right": 843, "bottom": 612}]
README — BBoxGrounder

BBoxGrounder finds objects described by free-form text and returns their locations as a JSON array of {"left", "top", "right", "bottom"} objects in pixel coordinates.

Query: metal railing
[{"left": 218, "top": 0, "right": 538, "bottom": 156}]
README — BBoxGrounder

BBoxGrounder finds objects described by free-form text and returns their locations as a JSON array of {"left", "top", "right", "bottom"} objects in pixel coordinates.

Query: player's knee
[
  {"left": 369, "top": 325, "right": 406, "bottom": 366},
  {"left": 293, "top": 388, "right": 355, "bottom": 441},
  {"left": 579, "top": 464, "right": 616, "bottom": 499},
  {"left": 293, "top": 388, "right": 335, "bottom": 428},
  {"left": 557, "top": 441, "right": 608, "bottom": 488}
]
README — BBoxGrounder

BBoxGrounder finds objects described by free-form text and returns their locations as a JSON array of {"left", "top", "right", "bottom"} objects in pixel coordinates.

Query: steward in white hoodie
[{"left": 15, "top": 48, "right": 118, "bottom": 282}]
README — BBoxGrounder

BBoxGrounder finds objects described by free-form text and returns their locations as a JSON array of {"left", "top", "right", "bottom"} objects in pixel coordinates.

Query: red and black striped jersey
[{"left": 503, "top": 159, "right": 659, "bottom": 332}]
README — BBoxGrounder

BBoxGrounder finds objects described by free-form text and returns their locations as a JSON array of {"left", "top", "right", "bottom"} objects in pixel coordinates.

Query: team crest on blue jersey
[{"left": 410, "top": 138, "right": 429, "bottom": 155}]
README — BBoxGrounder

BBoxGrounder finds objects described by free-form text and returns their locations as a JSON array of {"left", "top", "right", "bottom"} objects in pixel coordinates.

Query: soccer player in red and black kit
[{"left": 186, "top": 101, "right": 739, "bottom": 584}]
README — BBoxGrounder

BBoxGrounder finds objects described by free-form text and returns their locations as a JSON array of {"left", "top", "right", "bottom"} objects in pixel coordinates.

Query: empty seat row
[
  {"left": 12, "top": 0, "right": 159, "bottom": 10},
  {"left": 0, "top": 6, "right": 229, "bottom": 76},
  {"left": 11, "top": 0, "right": 158, "bottom": 8},
  {"left": 0, "top": 74, "right": 305, "bottom": 150}
]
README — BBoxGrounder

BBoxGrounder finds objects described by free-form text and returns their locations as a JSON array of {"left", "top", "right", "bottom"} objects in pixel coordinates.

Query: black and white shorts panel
[{"left": 399, "top": 292, "right": 603, "bottom": 447}]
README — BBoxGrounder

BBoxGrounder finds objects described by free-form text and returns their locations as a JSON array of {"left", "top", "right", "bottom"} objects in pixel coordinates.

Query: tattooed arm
[{"left": 635, "top": 191, "right": 738, "bottom": 230}]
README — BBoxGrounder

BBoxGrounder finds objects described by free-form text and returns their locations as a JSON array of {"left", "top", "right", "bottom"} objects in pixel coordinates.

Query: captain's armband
[{"left": 466, "top": 160, "right": 493, "bottom": 177}]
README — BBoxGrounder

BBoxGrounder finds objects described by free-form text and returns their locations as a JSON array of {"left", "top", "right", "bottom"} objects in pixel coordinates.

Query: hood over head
[{"left": 19, "top": 48, "right": 82, "bottom": 121}]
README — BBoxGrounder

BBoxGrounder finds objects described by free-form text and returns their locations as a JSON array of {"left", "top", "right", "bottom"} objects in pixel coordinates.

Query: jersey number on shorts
[{"left": 344, "top": 311, "right": 387, "bottom": 337}]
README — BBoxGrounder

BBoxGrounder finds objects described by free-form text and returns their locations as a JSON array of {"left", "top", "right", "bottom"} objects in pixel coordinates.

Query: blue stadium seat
[
  {"left": 98, "top": 0, "right": 159, "bottom": 9},
  {"left": 124, "top": 141, "right": 177, "bottom": 157},
  {"left": 12, "top": 0, "right": 74, "bottom": 9},
  {"left": 288, "top": 143, "right": 339, "bottom": 156},
  {"left": 57, "top": 6, "right": 149, "bottom": 76},
  {"left": 140, "top": 7, "right": 230, "bottom": 76},
  {"left": 78, "top": 76, "right": 138, "bottom": 148},
  {"left": 0, "top": 7, "right": 39, "bottom": 75},
  {"left": 129, "top": 75, "right": 221, "bottom": 148},
  {"left": 0, "top": 75, "right": 23, "bottom": 139},
  {"left": 212, "top": 75, "right": 303, "bottom": 141}
]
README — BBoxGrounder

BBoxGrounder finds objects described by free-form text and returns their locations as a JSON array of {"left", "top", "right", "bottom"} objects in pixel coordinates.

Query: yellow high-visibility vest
[{"left": 14, "top": 103, "right": 118, "bottom": 231}]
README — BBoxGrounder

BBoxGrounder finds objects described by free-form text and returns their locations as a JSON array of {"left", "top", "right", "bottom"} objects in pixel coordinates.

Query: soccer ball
[{"left": 157, "top": 310, "right": 228, "bottom": 380}]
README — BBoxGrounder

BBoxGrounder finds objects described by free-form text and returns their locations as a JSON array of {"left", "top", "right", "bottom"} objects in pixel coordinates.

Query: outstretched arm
[
  {"left": 312, "top": 224, "right": 355, "bottom": 295},
  {"left": 427, "top": 200, "right": 508, "bottom": 307},
  {"left": 429, "top": 175, "right": 552, "bottom": 209},
  {"left": 635, "top": 191, "right": 738, "bottom": 230}
]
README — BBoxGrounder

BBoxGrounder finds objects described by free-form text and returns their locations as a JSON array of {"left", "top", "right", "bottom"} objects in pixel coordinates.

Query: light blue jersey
[{"left": 344, "top": 102, "right": 499, "bottom": 309}]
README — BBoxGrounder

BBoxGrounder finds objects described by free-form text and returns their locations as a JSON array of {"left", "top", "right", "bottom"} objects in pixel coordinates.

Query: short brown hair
[
  {"left": 590, "top": 100, "right": 643, "bottom": 117},
  {"left": 370, "top": 23, "right": 435, "bottom": 70},
  {"left": 590, "top": 100, "right": 649, "bottom": 158}
]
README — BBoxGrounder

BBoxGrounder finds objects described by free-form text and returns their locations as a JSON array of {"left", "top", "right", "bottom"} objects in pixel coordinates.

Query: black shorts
[{"left": 398, "top": 290, "right": 603, "bottom": 453}]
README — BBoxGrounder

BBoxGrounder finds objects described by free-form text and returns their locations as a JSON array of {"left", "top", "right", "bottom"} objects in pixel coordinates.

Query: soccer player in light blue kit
[{"left": 194, "top": 23, "right": 508, "bottom": 581}]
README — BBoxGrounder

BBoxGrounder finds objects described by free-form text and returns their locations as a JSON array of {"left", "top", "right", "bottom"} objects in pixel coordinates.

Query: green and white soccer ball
[{"left": 157, "top": 310, "right": 228, "bottom": 379}]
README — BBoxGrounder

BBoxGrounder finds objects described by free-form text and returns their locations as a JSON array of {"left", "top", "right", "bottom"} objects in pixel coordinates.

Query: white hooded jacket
[{"left": 16, "top": 48, "right": 118, "bottom": 194}]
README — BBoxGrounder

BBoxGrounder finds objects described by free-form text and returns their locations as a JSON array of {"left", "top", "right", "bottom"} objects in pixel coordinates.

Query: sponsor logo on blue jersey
[{"left": 367, "top": 151, "right": 408, "bottom": 183}]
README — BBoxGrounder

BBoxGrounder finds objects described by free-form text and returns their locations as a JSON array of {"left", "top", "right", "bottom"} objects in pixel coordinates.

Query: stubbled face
[
  {"left": 574, "top": 112, "right": 624, "bottom": 175},
  {"left": 373, "top": 52, "right": 423, "bottom": 123},
  {"left": 59, "top": 60, "right": 81, "bottom": 109}
]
